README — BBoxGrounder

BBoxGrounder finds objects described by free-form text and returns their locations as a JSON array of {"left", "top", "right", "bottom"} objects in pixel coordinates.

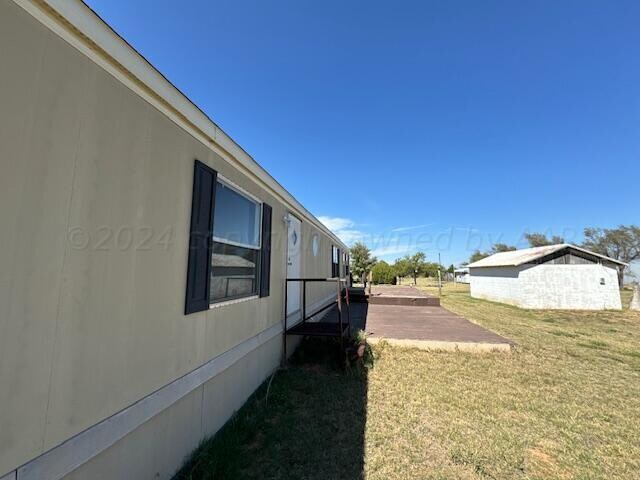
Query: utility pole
[{"left": 438, "top": 252, "right": 442, "bottom": 297}]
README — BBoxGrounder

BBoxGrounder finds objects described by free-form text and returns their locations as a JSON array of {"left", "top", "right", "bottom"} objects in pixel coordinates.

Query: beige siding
[
  {"left": 61, "top": 335, "right": 282, "bottom": 480},
  {"left": 0, "top": 1, "right": 346, "bottom": 476},
  {"left": 0, "top": 1, "right": 99, "bottom": 469},
  {"left": 300, "top": 220, "right": 339, "bottom": 314}
]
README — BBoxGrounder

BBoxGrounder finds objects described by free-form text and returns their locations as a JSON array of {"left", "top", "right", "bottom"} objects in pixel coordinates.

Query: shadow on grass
[{"left": 173, "top": 337, "right": 369, "bottom": 480}]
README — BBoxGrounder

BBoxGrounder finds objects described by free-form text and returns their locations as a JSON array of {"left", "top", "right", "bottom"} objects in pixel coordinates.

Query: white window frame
[{"left": 210, "top": 175, "right": 263, "bottom": 305}]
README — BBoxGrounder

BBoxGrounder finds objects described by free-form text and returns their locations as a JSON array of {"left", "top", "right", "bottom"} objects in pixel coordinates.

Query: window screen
[
  {"left": 213, "top": 182, "right": 261, "bottom": 248},
  {"left": 210, "top": 180, "right": 262, "bottom": 303}
]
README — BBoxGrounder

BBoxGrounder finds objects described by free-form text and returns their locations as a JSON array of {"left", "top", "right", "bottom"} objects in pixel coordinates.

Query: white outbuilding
[
  {"left": 468, "top": 244, "right": 627, "bottom": 310},
  {"left": 454, "top": 267, "right": 470, "bottom": 284}
]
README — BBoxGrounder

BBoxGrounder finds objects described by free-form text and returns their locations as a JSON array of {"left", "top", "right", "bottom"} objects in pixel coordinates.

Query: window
[
  {"left": 331, "top": 245, "right": 340, "bottom": 278},
  {"left": 210, "top": 179, "right": 262, "bottom": 303},
  {"left": 213, "top": 181, "right": 261, "bottom": 248},
  {"left": 185, "top": 160, "right": 272, "bottom": 314}
]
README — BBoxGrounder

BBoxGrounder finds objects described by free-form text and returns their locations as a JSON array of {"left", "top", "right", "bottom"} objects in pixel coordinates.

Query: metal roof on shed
[{"left": 467, "top": 244, "right": 628, "bottom": 268}]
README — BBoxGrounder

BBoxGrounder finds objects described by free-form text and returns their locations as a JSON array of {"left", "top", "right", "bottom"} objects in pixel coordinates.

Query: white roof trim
[
  {"left": 467, "top": 244, "right": 628, "bottom": 268},
  {"left": 14, "top": 0, "right": 347, "bottom": 250}
]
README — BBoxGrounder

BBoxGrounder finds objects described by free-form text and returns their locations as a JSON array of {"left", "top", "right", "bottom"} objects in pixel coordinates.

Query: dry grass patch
[{"left": 384, "top": 283, "right": 640, "bottom": 479}]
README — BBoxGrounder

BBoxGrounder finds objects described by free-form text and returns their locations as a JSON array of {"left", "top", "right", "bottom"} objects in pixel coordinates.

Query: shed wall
[
  {"left": 519, "top": 264, "right": 621, "bottom": 310},
  {"left": 470, "top": 265, "right": 622, "bottom": 310},
  {"left": 469, "top": 266, "right": 529, "bottom": 306}
]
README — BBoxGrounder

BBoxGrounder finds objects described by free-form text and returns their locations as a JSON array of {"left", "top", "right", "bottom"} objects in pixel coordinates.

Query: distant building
[
  {"left": 468, "top": 244, "right": 627, "bottom": 310},
  {"left": 454, "top": 267, "right": 470, "bottom": 284}
]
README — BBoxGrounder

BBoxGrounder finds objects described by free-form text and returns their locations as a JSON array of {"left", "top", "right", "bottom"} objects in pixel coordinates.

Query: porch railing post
[
  {"left": 283, "top": 279, "right": 288, "bottom": 364},
  {"left": 302, "top": 279, "right": 307, "bottom": 322},
  {"left": 344, "top": 279, "right": 351, "bottom": 337},
  {"left": 337, "top": 278, "right": 343, "bottom": 354}
]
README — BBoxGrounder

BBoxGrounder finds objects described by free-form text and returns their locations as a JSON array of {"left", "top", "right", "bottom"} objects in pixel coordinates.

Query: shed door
[{"left": 286, "top": 213, "right": 302, "bottom": 317}]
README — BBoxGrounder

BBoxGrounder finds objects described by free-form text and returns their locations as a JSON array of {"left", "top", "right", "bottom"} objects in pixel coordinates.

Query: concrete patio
[{"left": 352, "top": 285, "right": 513, "bottom": 352}]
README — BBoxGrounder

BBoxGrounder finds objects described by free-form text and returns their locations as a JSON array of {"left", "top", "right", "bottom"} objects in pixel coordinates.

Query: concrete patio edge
[{"left": 368, "top": 336, "right": 513, "bottom": 353}]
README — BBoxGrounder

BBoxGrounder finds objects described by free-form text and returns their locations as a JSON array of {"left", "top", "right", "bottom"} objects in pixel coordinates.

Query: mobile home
[{"left": 0, "top": 1, "right": 348, "bottom": 478}]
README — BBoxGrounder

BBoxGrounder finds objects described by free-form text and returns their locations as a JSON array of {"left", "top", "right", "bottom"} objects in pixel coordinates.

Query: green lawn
[{"left": 175, "top": 285, "right": 640, "bottom": 479}]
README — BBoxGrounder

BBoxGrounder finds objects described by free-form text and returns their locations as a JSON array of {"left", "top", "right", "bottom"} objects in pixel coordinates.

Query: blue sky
[{"left": 87, "top": 0, "right": 639, "bottom": 271}]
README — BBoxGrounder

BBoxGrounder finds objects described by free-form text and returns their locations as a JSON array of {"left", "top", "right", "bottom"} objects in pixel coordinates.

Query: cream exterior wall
[
  {"left": 0, "top": 1, "right": 346, "bottom": 476},
  {"left": 61, "top": 334, "right": 282, "bottom": 480},
  {"left": 470, "top": 264, "right": 622, "bottom": 310},
  {"left": 298, "top": 220, "right": 342, "bottom": 318}
]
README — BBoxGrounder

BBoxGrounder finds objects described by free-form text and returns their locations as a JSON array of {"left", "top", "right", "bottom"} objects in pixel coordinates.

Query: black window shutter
[
  {"left": 336, "top": 247, "right": 341, "bottom": 277},
  {"left": 259, "top": 203, "right": 272, "bottom": 297},
  {"left": 185, "top": 160, "right": 217, "bottom": 314}
]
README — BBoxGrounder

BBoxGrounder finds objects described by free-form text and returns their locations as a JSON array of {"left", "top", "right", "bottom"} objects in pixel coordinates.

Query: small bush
[{"left": 371, "top": 261, "right": 396, "bottom": 284}]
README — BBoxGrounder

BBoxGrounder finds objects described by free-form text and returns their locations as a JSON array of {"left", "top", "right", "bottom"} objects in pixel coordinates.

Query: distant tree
[
  {"left": 469, "top": 250, "right": 489, "bottom": 263},
  {"left": 469, "top": 243, "right": 516, "bottom": 264},
  {"left": 371, "top": 261, "right": 396, "bottom": 285},
  {"left": 406, "top": 252, "right": 427, "bottom": 285},
  {"left": 491, "top": 243, "right": 517, "bottom": 253},
  {"left": 392, "top": 257, "right": 411, "bottom": 280},
  {"left": 392, "top": 252, "right": 428, "bottom": 285},
  {"left": 350, "top": 242, "right": 377, "bottom": 286},
  {"left": 447, "top": 264, "right": 455, "bottom": 274},
  {"left": 423, "top": 262, "right": 441, "bottom": 278},
  {"left": 582, "top": 225, "right": 640, "bottom": 286},
  {"left": 524, "top": 232, "right": 565, "bottom": 247}
]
